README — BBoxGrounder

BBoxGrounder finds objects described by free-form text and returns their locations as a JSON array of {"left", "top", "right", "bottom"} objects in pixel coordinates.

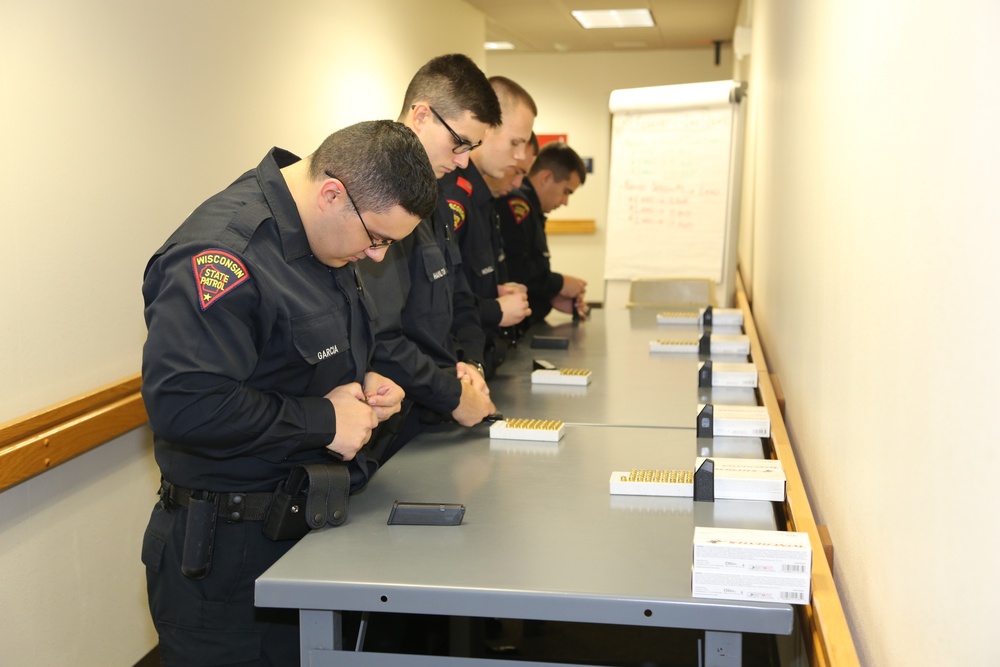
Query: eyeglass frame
[
  {"left": 428, "top": 106, "right": 482, "bottom": 154},
  {"left": 323, "top": 171, "right": 394, "bottom": 249}
]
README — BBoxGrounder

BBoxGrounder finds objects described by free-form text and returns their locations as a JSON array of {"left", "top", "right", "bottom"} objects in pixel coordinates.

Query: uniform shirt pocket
[{"left": 292, "top": 310, "right": 351, "bottom": 365}]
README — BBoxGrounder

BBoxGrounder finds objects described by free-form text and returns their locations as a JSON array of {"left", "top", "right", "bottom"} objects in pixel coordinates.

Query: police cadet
[
  {"left": 360, "top": 54, "right": 500, "bottom": 456},
  {"left": 442, "top": 76, "right": 536, "bottom": 376},
  {"left": 497, "top": 141, "right": 589, "bottom": 326},
  {"left": 140, "top": 120, "right": 437, "bottom": 667},
  {"left": 481, "top": 131, "right": 539, "bottom": 199}
]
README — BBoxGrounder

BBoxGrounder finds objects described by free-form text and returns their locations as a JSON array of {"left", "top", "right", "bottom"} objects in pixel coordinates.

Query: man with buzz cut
[
  {"left": 443, "top": 75, "right": 536, "bottom": 377},
  {"left": 497, "top": 140, "right": 589, "bottom": 325},
  {"left": 359, "top": 54, "right": 502, "bottom": 458}
]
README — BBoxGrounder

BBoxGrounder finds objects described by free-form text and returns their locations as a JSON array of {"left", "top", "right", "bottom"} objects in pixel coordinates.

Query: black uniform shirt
[
  {"left": 141, "top": 148, "right": 374, "bottom": 492},
  {"left": 361, "top": 186, "right": 485, "bottom": 415},
  {"left": 442, "top": 164, "right": 505, "bottom": 329},
  {"left": 497, "top": 178, "right": 564, "bottom": 324}
]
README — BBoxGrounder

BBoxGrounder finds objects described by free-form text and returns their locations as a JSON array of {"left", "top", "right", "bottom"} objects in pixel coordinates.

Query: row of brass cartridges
[
  {"left": 558, "top": 368, "right": 591, "bottom": 376},
  {"left": 506, "top": 418, "right": 564, "bottom": 431},
  {"left": 621, "top": 469, "right": 694, "bottom": 483}
]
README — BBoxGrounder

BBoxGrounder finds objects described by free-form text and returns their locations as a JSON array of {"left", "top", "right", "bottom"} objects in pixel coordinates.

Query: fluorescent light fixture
[
  {"left": 485, "top": 41, "right": 515, "bottom": 50},
  {"left": 571, "top": 9, "right": 654, "bottom": 29}
]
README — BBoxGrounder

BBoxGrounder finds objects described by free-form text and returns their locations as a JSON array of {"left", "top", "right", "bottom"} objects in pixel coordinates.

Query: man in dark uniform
[
  {"left": 497, "top": 141, "right": 589, "bottom": 326},
  {"left": 444, "top": 75, "right": 536, "bottom": 376},
  {"left": 140, "top": 120, "right": 436, "bottom": 667},
  {"left": 359, "top": 54, "right": 501, "bottom": 457}
]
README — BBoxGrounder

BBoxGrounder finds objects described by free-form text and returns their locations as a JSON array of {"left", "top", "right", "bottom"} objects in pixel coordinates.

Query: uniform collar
[
  {"left": 256, "top": 147, "right": 313, "bottom": 262},
  {"left": 518, "top": 178, "right": 543, "bottom": 218}
]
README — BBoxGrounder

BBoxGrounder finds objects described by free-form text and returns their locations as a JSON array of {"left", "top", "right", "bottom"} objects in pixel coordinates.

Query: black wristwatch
[{"left": 469, "top": 360, "right": 486, "bottom": 377}]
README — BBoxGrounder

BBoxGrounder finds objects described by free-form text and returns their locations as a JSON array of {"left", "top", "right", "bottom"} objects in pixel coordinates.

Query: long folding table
[{"left": 256, "top": 308, "right": 792, "bottom": 667}]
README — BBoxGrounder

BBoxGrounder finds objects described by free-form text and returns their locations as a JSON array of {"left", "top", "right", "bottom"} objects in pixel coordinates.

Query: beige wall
[
  {"left": 11, "top": 0, "right": 988, "bottom": 664},
  {"left": 485, "top": 49, "right": 733, "bottom": 303},
  {"left": 0, "top": 0, "right": 485, "bottom": 664},
  {"left": 742, "top": 0, "right": 1000, "bottom": 664}
]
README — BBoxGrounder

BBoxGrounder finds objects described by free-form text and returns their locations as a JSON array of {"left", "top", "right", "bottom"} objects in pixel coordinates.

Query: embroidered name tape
[{"left": 191, "top": 249, "right": 250, "bottom": 310}]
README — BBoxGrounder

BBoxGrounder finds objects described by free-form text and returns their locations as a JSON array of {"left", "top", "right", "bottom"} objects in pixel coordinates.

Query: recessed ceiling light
[
  {"left": 485, "top": 41, "right": 516, "bottom": 50},
  {"left": 571, "top": 9, "right": 655, "bottom": 29}
]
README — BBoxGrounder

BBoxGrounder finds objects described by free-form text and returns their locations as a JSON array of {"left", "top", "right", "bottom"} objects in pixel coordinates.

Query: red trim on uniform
[{"left": 456, "top": 176, "right": 473, "bottom": 197}]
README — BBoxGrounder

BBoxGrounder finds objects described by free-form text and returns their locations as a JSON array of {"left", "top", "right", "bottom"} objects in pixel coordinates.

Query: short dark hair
[
  {"left": 488, "top": 76, "right": 538, "bottom": 117},
  {"left": 530, "top": 141, "right": 586, "bottom": 185},
  {"left": 527, "top": 132, "right": 539, "bottom": 156},
  {"left": 310, "top": 120, "right": 437, "bottom": 219},
  {"left": 399, "top": 54, "right": 502, "bottom": 127}
]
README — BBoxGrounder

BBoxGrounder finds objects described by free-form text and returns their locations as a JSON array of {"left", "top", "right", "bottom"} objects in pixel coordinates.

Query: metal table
[
  {"left": 256, "top": 425, "right": 790, "bottom": 667},
  {"left": 490, "top": 308, "right": 757, "bottom": 429}
]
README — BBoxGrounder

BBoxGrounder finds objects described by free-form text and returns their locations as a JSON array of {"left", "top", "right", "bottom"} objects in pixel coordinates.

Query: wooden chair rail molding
[
  {"left": 0, "top": 373, "right": 148, "bottom": 493},
  {"left": 736, "top": 272, "right": 860, "bottom": 667},
  {"left": 545, "top": 218, "right": 595, "bottom": 235}
]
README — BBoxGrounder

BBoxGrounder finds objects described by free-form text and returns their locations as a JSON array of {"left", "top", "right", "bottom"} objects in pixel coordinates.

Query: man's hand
[
  {"left": 456, "top": 362, "right": 490, "bottom": 395},
  {"left": 559, "top": 275, "right": 587, "bottom": 299},
  {"left": 551, "top": 294, "right": 587, "bottom": 318},
  {"left": 363, "top": 371, "right": 405, "bottom": 421},
  {"left": 324, "top": 382, "right": 378, "bottom": 460},
  {"left": 497, "top": 291, "right": 531, "bottom": 326},
  {"left": 498, "top": 282, "right": 527, "bottom": 296},
  {"left": 451, "top": 381, "right": 495, "bottom": 427}
]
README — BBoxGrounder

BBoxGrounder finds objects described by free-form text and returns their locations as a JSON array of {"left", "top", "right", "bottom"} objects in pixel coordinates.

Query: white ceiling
[{"left": 462, "top": 0, "right": 741, "bottom": 54}]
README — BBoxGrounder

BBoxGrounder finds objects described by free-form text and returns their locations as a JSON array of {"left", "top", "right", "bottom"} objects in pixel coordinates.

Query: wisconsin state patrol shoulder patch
[
  {"left": 191, "top": 249, "right": 251, "bottom": 310},
  {"left": 456, "top": 176, "right": 473, "bottom": 197},
  {"left": 507, "top": 197, "right": 531, "bottom": 224},
  {"left": 448, "top": 200, "right": 466, "bottom": 231}
]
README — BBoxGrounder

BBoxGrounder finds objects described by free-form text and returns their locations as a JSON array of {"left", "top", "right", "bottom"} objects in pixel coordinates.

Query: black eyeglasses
[
  {"left": 324, "top": 171, "right": 393, "bottom": 249},
  {"left": 429, "top": 106, "right": 482, "bottom": 154}
]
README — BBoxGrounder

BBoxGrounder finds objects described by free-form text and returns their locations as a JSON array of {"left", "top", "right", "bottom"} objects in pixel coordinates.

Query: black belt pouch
[
  {"left": 263, "top": 463, "right": 350, "bottom": 541},
  {"left": 180, "top": 491, "right": 218, "bottom": 580}
]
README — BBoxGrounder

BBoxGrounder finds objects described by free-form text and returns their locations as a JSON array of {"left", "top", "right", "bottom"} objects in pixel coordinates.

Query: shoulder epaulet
[{"left": 455, "top": 176, "right": 473, "bottom": 197}]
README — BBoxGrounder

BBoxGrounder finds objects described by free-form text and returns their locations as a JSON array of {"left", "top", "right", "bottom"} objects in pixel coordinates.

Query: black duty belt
[{"left": 164, "top": 483, "right": 272, "bottom": 522}]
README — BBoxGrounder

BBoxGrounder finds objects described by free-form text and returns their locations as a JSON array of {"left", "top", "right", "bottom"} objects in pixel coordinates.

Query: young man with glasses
[
  {"left": 443, "top": 75, "right": 537, "bottom": 376},
  {"left": 140, "top": 120, "right": 437, "bottom": 667},
  {"left": 359, "top": 54, "right": 503, "bottom": 461}
]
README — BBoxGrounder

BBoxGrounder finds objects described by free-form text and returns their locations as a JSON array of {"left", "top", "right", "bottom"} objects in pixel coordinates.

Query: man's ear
[
  {"left": 318, "top": 176, "right": 346, "bottom": 212},
  {"left": 409, "top": 103, "right": 431, "bottom": 134}
]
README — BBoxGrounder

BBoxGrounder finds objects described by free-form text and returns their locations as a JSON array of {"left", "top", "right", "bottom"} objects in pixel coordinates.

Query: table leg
[
  {"left": 300, "top": 609, "right": 342, "bottom": 666},
  {"left": 704, "top": 630, "right": 742, "bottom": 667}
]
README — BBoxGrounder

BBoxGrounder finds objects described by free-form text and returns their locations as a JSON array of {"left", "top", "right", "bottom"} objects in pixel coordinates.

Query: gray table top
[
  {"left": 256, "top": 424, "right": 790, "bottom": 634},
  {"left": 490, "top": 308, "right": 757, "bottom": 428}
]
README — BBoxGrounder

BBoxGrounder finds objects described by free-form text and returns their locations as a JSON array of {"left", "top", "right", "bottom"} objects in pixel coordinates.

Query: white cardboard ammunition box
[
  {"left": 697, "top": 404, "right": 771, "bottom": 437},
  {"left": 692, "top": 527, "right": 811, "bottom": 604},
  {"left": 656, "top": 307, "right": 744, "bottom": 327},
  {"left": 698, "top": 361, "right": 758, "bottom": 388},
  {"left": 691, "top": 569, "right": 810, "bottom": 605},
  {"left": 695, "top": 457, "right": 786, "bottom": 501}
]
